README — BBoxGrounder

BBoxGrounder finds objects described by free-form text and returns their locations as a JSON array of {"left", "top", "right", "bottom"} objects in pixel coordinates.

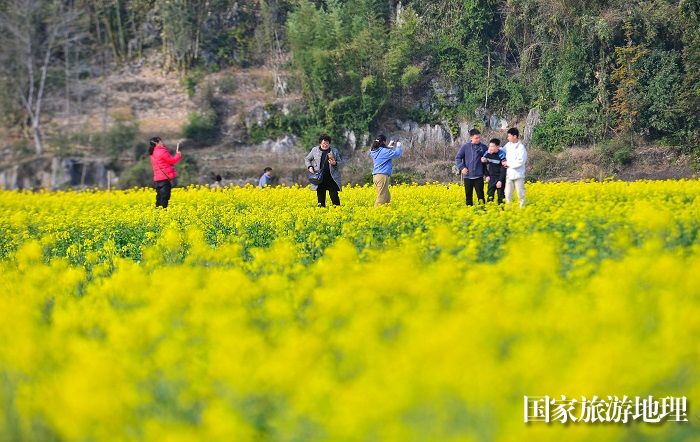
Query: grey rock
[
  {"left": 344, "top": 130, "right": 357, "bottom": 150},
  {"left": 457, "top": 121, "right": 476, "bottom": 144},
  {"left": 0, "top": 156, "right": 114, "bottom": 190},
  {"left": 411, "top": 124, "right": 452, "bottom": 148},
  {"left": 392, "top": 119, "right": 452, "bottom": 148},
  {"left": 475, "top": 108, "right": 490, "bottom": 126},
  {"left": 260, "top": 135, "right": 297, "bottom": 153},
  {"left": 396, "top": 119, "right": 419, "bottom": 133},
  {"left": 489, "top": 114, "right": 509, "bottom": 130},
  {"left": 244, "top": 106, "right": 272, "bottom": 129},
  {"left": 431, "top": 79, "right": 460, "bottom": 106},
  {"left": 523, "top": 108, "right": 541, "bottom": 145}
]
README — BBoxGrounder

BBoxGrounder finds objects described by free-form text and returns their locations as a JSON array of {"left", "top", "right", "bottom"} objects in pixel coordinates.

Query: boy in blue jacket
[
  {"left": 481, "top": 138, "right": 507, "bottom": 204},
  {"left": 369, "top": 134, "right": 403, "bottom": 207}
]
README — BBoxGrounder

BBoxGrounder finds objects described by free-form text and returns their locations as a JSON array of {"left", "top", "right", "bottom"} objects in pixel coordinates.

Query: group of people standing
[
  {"left": 148, "top": 128, "right": 528, "bottom": 209},
  {"left": 304, "top": 128, "right": 527, "bottom": 209},
  {"left": 455, "top": 127, "right": 528, "bottom": 207}
]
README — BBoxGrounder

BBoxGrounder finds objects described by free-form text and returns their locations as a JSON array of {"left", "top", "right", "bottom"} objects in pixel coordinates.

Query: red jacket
[{"left": 150, "top": 145, "right": 182, "bottom": 181}]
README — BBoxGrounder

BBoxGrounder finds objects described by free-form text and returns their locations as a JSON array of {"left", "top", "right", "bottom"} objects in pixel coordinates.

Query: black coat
[{"left": 483, "top": 152, "right": 506, "bottom": 183}]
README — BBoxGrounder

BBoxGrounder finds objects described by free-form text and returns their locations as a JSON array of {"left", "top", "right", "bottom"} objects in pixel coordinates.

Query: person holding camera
[
  {"left": 305, "top": 134, "right": 343, "bottom": 207},
  {"left": 149, "top": 136, "right": 182, "bottom": 209},
  {"left": 369, "top": 134, "right": 403, "bottom": 207}
]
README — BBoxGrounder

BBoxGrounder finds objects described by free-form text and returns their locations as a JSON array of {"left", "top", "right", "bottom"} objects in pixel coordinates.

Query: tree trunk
[
  {"left": 65, "top": 40, "right": 71, "bottom": 115},
  {"left": 484, "top": 48, "right": 491, "bottom": 108},
  {"left": 31, "top": 121, "right": 44, "bottom": 155},
  {"left": 114, "top": 0, "right": 126, "bottom": 57}
]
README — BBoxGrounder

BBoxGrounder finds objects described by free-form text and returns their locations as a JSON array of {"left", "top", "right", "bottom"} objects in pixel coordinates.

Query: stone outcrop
[{"left": 0, "top": 157, "right": 115, "bottom": 190}]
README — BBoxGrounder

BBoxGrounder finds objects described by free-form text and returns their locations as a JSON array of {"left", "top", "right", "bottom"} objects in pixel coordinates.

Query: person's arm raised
[
  {"left": 167, "top": 148, "right": 182, "bottom": 164},
  {"left": 391, "top": 142, "right": 403, "bottom": 158}
]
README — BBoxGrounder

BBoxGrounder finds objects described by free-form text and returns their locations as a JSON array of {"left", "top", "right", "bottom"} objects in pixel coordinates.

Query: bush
[
  {"left": 391, "top": 170, "right": 422, "bottom": 184},
  {"left": 97, "top": 122, "right": 139, "bottom": 157},
  {"left": 525, "top": 149, "right": 559, "bottom": 182},
  {"left": 595, "top": 136, "right": 634, "bottom": 167},
  {"left": 174, "top": 154, "right": 199, "bottom": 186},
  {"left": 298, "top": 125, "right": 340, "bottom": 150},
  {"left": 400, "top": 65, "right": 422, "bottom": 90},
  {"left": 51, "top": 122, "right": 139, "bottom": 160},
  {"left": 532, "top": 104, "right": 599, "bottom": 151},
  {"left": 118, "top": 158, "right": 152, "bottom": 188},
  {"left": 363, "top": 170, "right": 422, "bottom": 185},
  {"left": 248, "top": 104, "right": 310, "bottom": 145},
  {"left": 404, "top": 107, "right": 437, "bottom": 125},
  {"left": 182, "top": 110, "right": 218, "bottom": 146},
  {"left": 181, "top": 67, "right": 207, "bottom": 98}
]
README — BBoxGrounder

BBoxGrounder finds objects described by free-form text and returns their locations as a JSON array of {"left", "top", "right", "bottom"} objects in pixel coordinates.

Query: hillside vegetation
[{"left": 0, "top": 0, "right": 698, "bottom": 185}]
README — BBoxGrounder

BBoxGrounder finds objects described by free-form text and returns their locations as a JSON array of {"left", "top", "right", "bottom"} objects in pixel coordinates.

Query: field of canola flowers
[{"left": 0, "top": 181, "right": 699, "bottom": 441}]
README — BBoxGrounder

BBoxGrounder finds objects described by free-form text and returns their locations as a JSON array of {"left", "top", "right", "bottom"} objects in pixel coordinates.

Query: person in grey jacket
[
  {"left": 455, "top": 128, "right": 488, "bottom": 206},
  {"left": 305, "top": 133, "right": 343, "bottom": 207}
]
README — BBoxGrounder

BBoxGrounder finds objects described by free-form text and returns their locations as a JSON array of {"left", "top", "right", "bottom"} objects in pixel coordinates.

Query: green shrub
[
  {"left": 248, "top": 104, "right": 310, "bottom": 145},
  {"left": 595, "top": 136, "right": 634, "bottom": 166},
  {"left": 363, "top": 170, "right": 421, "bottom": 185},
  {"left": 97, "top": 122, "right": 139, "bottom": 157},
  {"left": 181, "top": 67, "right": 207, "bottom": 98},
  {"left": 391, "top": 170, "right": 422, "bottom": 184},
  {"left": 400, "top": 65, "right": 422, "bottom": 90},
  {"left": 174, "top": 154, "right": 199, "bottom": 186},
  {"left": 182, "top": 110, "right": 218, "bottom": 146},
  {"left": 119, "top": 158, "right": 152, "bottom": 188},
  {"left": 532, "top": 104, "right": 598, "bottom": 151}
]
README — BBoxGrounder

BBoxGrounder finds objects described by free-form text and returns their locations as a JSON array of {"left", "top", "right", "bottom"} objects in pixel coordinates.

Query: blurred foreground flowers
[{"left": 0, "top": 181, "right": 698, "bottom": 441}]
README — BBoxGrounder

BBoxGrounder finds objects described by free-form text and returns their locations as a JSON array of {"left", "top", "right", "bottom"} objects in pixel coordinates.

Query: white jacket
[{"left": 504, "top": 141, "right": 528, "bottom": 180}]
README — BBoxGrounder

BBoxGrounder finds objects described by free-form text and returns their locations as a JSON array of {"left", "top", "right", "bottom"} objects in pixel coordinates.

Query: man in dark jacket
[
  {"left": 482, "top": 138, "right": 507, "bottom": 204},
  {"left": 455, "top": 128, "right": 488, "bottom": 206}
]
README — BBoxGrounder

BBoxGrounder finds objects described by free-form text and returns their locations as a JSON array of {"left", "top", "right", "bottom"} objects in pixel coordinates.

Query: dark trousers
[
  {"left": 317, "top": 178, "right": 340, "bottom": 207},
  {"left": 155, "top": 179, "right": 172, "bottom": 208},
  {"left": 464, "top": 177, "right": 485, "bottom": 206},
  {"left": 487, "top": 180, "right": 505, "bottom": 204}
]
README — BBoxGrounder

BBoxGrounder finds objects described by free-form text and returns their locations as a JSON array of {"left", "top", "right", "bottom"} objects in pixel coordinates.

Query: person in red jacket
[{"left": 149, "top": 136, "right": 182, "bottom": 208}]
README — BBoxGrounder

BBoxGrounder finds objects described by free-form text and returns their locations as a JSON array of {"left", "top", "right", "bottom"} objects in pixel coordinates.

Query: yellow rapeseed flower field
[{"left": 0, "top": 181, "right": 698, "bottom": 441}]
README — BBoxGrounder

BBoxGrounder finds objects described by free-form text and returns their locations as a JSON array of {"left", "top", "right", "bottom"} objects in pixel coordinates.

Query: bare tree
[
  {"left": 259, "top": 0, "right": 288, "bottom": 96},
  {"left": 0, "top": 0, "right": 80, "bottom": 155}
]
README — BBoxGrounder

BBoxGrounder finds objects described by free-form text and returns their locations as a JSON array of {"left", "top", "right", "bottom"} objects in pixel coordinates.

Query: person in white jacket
[{"left": 502, "top": 127, "right": 528, "bottom": 207}]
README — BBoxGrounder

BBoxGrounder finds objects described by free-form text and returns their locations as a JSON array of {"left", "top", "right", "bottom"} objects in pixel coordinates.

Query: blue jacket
[
  {"left": 455, "top": 142, "right": 487, "bottom": 179},
  {"left": 370, "top": 145, "right": 403, "bottom": 175},
  {"left": 259, "top": 174, "right": 272, "bottom": 187},
  {"left": 482, "top": 148, "right": 506, "bottom": 161}
]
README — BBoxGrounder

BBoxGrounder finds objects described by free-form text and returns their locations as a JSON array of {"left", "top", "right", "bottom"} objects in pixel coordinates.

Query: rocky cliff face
[{"left": 0, "top": 157, "right": 114, "bottom": 190}]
